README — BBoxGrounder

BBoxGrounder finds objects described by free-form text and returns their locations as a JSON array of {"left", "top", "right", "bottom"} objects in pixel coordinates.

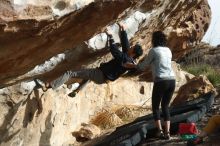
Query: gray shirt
[{"left": 137, "top": 46, "right": 175, "bottom": 82}]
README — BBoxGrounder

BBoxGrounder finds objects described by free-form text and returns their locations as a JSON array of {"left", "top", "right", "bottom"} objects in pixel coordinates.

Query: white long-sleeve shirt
[{"left": 137, "top": 46, "right": 175, "bottom": 82}]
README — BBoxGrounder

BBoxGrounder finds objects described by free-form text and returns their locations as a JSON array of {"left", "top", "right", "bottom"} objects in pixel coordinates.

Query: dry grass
[
  {"left": 91, "top": 110, "right": 123, "bottom": 129},
  {"left": 183, "top": 64, "right": 220, "bottom": 88},
  {"left": 91, "top": 105, "right": 151, "bottom": 129}
]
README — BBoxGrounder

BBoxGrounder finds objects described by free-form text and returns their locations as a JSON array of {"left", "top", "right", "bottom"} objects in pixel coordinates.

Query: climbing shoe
[
  {"left": 34, "top": 79, "right": 50, "bottom": 92},
  {"left": 155, "top": 130, "right": 165, "bottom": 139},
  {"left": 164, "top": 132, "right": 171, "bottom": 140},
  {"left": 68, "top": 91, "right": 77, "bottom": 98}
]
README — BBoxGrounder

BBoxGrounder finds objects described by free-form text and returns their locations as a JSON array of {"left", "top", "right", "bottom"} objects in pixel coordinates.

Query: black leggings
[{"left": 152, "top": 80, "right": 175, "bottom": 121}]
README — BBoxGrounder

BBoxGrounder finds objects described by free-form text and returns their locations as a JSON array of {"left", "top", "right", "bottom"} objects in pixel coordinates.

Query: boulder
[
  {"left": 0, "top": 0, "right": 211, "bottom": 86},
  {"left": 72, "top": 123, "right": 101, "bottom": 140},
  {"left": 172, "top": 75, "right": 216, "bottom": 106},
  {"left": 0, "top": 0, "right": 213, "bottom": 145}
]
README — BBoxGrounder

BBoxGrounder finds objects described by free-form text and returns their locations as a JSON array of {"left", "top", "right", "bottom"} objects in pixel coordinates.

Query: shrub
[{"left": 183, "top": 64, "right": 220, "bottom": 88}]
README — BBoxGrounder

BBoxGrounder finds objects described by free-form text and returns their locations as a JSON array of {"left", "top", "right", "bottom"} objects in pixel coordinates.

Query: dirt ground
[
  {"left": 139, "top": 93, "right": 220, "bottom": 146},
  {"left": 138, "top": 133, "right": 220, "bottom": 146}
]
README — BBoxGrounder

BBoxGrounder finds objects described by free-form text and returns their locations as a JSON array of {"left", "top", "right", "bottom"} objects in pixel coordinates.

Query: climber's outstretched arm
[
  {"left": 105, "top": 29, "right": 124, "bottom": 62},
  {"left": 118, "top": 22, "right": 130, "bottom": 53}
]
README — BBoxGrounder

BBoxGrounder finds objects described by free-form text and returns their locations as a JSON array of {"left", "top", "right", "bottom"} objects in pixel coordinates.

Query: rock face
[
  {"left": 0, "top": 0, "right": 211, "bottom": 86},
  {"left": 0, "top": 0, "right": 212, "bottom": 145},
  {"left": 166, "top": 0, "right": 211, "bottom": 59},
  {"left": 0, "top": 0, "right": 132, "bottom": 85}
]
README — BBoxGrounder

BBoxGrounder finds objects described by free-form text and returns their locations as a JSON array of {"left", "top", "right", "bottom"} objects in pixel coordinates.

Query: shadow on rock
[
  {"left": 0, "top": 100, "right": 22, "bottom": 143},
  {"left": 23, "top": 88, "right": 43, "bottom": 128},
  {"left": 39, "top": 111, "right": 53, "bottom": 146}
]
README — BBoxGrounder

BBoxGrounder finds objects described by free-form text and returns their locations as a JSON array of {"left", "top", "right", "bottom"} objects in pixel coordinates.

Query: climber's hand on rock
[
  {"left": 105, "top": 28, "right": 113, "bottom": 37},
  {"left": 117, "top": 22, "right": 126, "bottom": 31}
]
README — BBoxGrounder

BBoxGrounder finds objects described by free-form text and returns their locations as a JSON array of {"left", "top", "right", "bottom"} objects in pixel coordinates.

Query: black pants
[{"left": 152, "top": 80, "right": 175, "bottom": 121}]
